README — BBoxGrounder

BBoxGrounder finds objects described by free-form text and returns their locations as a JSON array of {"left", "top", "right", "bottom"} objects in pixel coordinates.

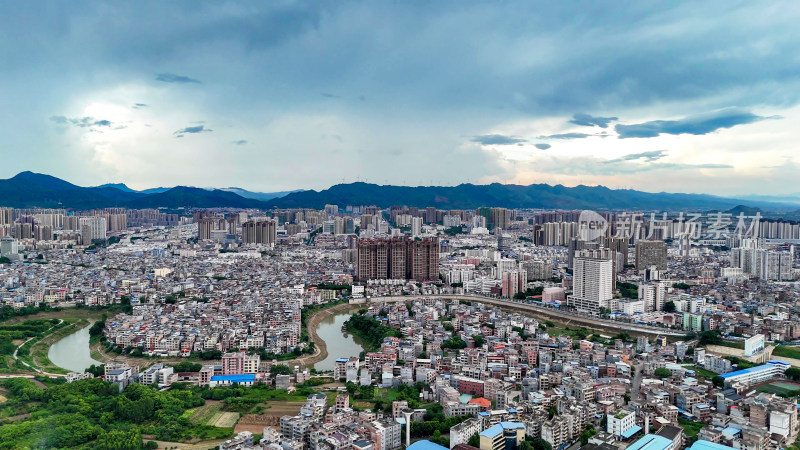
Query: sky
[{"left": 1, "top": 1, "right": 799, "bottom": 196}]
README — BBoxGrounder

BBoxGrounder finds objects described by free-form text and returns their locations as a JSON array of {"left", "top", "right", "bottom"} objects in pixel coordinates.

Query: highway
[{"left": 363, "top": 294, "right": 685, "bottom": 337}]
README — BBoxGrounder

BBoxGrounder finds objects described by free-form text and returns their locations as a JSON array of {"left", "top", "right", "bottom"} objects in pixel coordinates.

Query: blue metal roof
[
  {"left": 479, "top": 422, "right": 525, "bottom": 438},
  {"left": 407, "top": 441, "right": 448, "bottom": 450},
  {"left": 626, "top": 434, "right": 673, "bottom": 450},
  {"left": 720, "top": 364, "right": 775, "bottom": 379},
  {"left": 211, "top": 374, "right": 255, "bottom": 382},
  {"left": 622, "top": 425, "right": 642, "bottom": 438},
  {"left": 688, "top": 440, "right": 737, "bottom": 450}
]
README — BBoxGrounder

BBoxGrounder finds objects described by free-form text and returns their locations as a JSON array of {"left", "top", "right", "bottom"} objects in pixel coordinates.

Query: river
[
  {"left": 314, "top": 312, "right": 366, "bottom": 371},
  {"left": 46, "top": 312, "right": 363, "bottom": 374},
  {"left": 48, "top": 325, "right": 102, "bottom": 373}
]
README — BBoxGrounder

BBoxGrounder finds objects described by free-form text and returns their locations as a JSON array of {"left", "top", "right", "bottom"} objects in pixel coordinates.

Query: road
[
  {"left": 12, "top": 319, "right": 66, "bottom": 376},
  {"left": 631, "top": 362, "right": 644, "bottom": 399},
  {"left": 363, "top": 294, "right": 684, "bottom": 337}
]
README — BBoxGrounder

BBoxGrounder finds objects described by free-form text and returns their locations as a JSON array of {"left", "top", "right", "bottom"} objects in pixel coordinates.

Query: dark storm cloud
[
  {"left": 541, "top": 132, "right": 591, "bottom": 140},
  {"left": 615, "top": 109, "right": 774, "bottom": 139},
  {"left": 569, "top": 113, "right": 618, "bottom": 128},
  {"left": 155, "top": 73, "right": 201, "bottom": 84},
  {"left": 472, "top": 134, "right": 527, "bottom": 145},
  {"left": 174, "top": 125, "right": 211, "bottom": 135},
  {"left": 534, "top": 143, "right": 551, "bottom": 150},
  {"left": 0, "top": 2, "right": 797, "bottom": 191}
]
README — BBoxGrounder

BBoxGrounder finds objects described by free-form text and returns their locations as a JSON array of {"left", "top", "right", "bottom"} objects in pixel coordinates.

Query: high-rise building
[
  {"left": 0, "top": 236, "right": 18, "bottom": 257},
  {"left": 360, "top": 214, "right": 375, "bottom": 230},
  {"left": 568, "top": 238, "right": 598, "bottom": 269},
  {"left": 568, "top": 255, "right": 614, "bottom": 314},
  {"left": 0, "top": 208, "right": 12, "bottom": 226},
  {"left": 410, "top": 217, "right": 422, "bottom": 237},
  {"left": 502, "top": 270, "right": 526, "bottom": 298},
  {"left": 79, "top": 217, "right": 107, "bottom": 243},
  {"left": 635, "top": 240, "right": 668, "bottom": 271},
  {"left": 241, "top": 219, "right": 277, "bottom": 246},
  {"left": 477, "top": 207, "right": 511, "bottom": 232},
  {"left": 197, "top": 219, "right": 215, "bottom": 240},
  {"left": 356, "top": 236, "right": 439, "bottom": 281},
  {"left": 602, "top": 236, "right": 629, "bottom": 266}
]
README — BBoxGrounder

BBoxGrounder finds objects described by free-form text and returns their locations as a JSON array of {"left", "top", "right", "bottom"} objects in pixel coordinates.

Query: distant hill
[
  {"left": 0, "top": 172, "right": 263, "bottom": 209},
  {"left": 124, "top": 186, "right": 265, "bottom": 209},
  {"left": 265, "top": 182, "right": 766, "bottom": 211},
  {"left": 218, "top": 187, "right": 303, "bottom": 201},
  {"left": 0, "top": 172, "right": 139, "bottom": 208},
  {"left": 0, "top": 172, "right": 787, "bottom": 211},
  {"left": 726, "top": 205, "right": 763, "bottom": 216}
]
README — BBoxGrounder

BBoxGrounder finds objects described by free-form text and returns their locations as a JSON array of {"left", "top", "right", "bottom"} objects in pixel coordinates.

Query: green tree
[
  {"left": 654, "top": 367, "right": 672, "bottom": 378},
  {"left": 785, "top": 367, "right": 800, "bottom": 381},
  {"left": 698, "top": 330, "right": 723, "bottom": 346},
  {"left": 663, "top": 301, "right": 676, "bottom": 313},
  {"left": 712, "top": 376, "right": 725, "bottom": 388},
  {"left": 531, "top": 438, "right": 553, "bottom": 450},
  {"left": 468, "top": 433, "right": 480, "bottom": 447}
]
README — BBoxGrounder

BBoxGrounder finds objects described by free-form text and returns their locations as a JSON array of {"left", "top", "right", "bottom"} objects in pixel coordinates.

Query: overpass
[{"left": 360, "top": 294, "right": 685, "bottom": 337}]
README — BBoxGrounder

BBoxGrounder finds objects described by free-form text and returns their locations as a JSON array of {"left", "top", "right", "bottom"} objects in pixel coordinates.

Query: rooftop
[
  {"left": 479, "top": 422, "right": 525, "bottom": 438},
  {"left": 210, "top": 374, "right": 256, "bottom": 382},
  {"left": 626, "top": 434, "right": 674, "bottom": 450}
]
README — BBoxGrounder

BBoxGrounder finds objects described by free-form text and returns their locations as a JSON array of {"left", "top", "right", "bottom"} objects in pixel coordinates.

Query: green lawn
[
  {"left": 684, "top": 365, "right": 718, "bottom": 379},
  {"left": 678, "top": 417, "right": 705, "bottom": 442},
  {"left": 756, "top": 381, "right": 800, "bottom": 396},
  {"left": 773, "top": 345, "right": 800, "bottom": 360}
]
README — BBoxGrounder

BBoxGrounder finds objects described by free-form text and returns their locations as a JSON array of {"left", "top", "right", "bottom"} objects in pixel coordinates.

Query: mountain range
[{"left": 0, "top": 171, "right": 796, "bottom": 211}]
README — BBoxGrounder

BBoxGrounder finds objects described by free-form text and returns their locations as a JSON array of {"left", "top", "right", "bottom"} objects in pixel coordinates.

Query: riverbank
[
  {"left": 282, "top": 302, "right": 361, "bottom": 369},
  {"left": 89, "top": 301, "right": 362, "bottom": 370},
  {"left": 21, "top": 301, "right": 361, "bottom": 374}
]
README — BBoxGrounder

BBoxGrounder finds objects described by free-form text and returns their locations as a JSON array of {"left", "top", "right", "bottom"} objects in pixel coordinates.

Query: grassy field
[
  {"left": 756, "top": 381, "right": 800, "bottom": 396},
  {"left": 684, "top": 365, "right": 719, "bottom": 379},
  {"left": 719, "top": 341, "right": 745, "bottom": 350},
  {"left": 678, "top": 417, "right": 705, "bottom": 442},
  {"left": 186, "top": 402, "right": 224, "bottom": 425},
  {"left": 773, "top": 345, "right": 800, "bottom": 359},
  {"left": 210, "top": 412, "right": 239, "bottom": 428}
]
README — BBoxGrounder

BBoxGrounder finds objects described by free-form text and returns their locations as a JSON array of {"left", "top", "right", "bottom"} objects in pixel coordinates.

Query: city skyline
[{"left": 2, "top": 2, "right": 799, "bottom": 195}]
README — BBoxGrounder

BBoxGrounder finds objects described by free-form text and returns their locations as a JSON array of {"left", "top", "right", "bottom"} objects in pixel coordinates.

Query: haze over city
[{"left": 2, "top": 1, "right": 799, "bottom": 195}]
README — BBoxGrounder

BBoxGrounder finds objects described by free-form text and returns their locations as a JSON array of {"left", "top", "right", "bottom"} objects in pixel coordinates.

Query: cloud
[
  {"left": 472, "top": 134, "right": 527, "bottom": 145},
  {"left": 155, "top": 73, "right": 200, "bottom": 84},
  {"left": 541, "top": 132, "right": 591, "bottom": 140},
  {"left": 538, "top": 155, "right": 733, "bottom": 176},
  {"left": 569, "top": 113, "right": 618, "bottom": 128},
  {"left": 534, "top": 143, "right": 551, "bottom": 150},
  {"left": 233, "top": 140, "right": 248, "bottom": 145},
  {"left": 50, "top": 115, "right": 115, "bottom": 128},
  {"left": 604, "top": 150, "right": 669, "bottom": 164},
  {"left": 174, "top": 125, "right": 212, "bottom": 135},
  {"left": 615, "top": 108, "right": 774, "bottom": 139}
]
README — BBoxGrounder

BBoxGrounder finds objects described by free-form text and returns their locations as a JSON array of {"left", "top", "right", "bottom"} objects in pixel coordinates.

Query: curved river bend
[
  {"left": 48, "top": 325, "right": 102, "bottom": 373},
  {"left": 313, "top": 312, "right": 366, "bottom": 371},
  {"left": 47, "top": 312, "right": 363, "bottom": 374}
]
